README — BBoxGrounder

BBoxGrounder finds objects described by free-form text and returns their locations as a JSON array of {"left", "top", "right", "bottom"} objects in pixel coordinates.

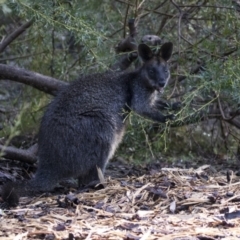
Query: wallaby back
[{"left": 1, "top": 42, "right": 173, "bottom": 207}]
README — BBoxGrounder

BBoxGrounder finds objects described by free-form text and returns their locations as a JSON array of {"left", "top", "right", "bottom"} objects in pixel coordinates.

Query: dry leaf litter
[{"left": 1, "top": 164, "right": 240, "bottom": 240}]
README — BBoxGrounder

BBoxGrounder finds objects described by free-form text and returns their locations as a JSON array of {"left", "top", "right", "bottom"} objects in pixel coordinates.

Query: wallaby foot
[
  {"left": 78, "top": 180, "right": 101, "bottom": 190},
  {"left": 171, "top": 101, "right": 182, "bottom": 111},
  {"left": 78, "top": 166, "right": 100, "bottom": 187},
  {"left": 164, "top": 114, "right": 175, "bottom": 121}
]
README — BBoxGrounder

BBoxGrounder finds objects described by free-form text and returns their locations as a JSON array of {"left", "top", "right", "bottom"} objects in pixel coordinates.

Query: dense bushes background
[{"left": 1, "top": 0, "right": 240, "bottom": 162}]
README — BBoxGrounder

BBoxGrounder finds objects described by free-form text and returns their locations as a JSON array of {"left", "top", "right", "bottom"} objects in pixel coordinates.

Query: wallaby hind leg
[
  {"left": 78, "top": 165, "right": 101, "bottom": 187},
  {"left": 26, "top": 169, "right": 60, "bottom": 193}
]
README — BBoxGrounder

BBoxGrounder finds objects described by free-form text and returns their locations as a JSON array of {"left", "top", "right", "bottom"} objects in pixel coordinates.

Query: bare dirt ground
[{"left": 1, "top": 157, "right": 240, "bottom": 240}]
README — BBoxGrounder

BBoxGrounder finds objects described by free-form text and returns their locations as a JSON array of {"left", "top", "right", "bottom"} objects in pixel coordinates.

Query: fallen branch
[
  {"left": 0, "top": 64, "right": 66, "bottom": 96},
  {"left": 0, "top": 19, "right": 34, "bottom": 53},
  {"left": 0, "top": 144, "right": 37, "bottom": 164}
]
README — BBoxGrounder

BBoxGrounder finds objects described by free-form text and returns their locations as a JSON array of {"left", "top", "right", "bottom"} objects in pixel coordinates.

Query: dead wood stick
[
  {"left": 0, "top": 144, "right": 37, "bottom": 164},
  {"left": 0, "top": 19, "right": 34, "bottom": 53},
  {"left": 0, "top": 64, "right": 66, "bottom": 96}
]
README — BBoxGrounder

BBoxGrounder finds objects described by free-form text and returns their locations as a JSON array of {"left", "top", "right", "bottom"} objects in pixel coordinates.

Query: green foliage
[{"left": 1, "top": 0, "right": 240, "bottom": 161}]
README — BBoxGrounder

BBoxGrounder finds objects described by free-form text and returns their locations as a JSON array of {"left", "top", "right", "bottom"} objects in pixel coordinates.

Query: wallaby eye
[{"left": 149, "top": 69, "right": 154, "bottom": 75}]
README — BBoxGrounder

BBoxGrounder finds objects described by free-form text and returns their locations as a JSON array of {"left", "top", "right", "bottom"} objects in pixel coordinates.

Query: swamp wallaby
[{"left": 2, "top": 42, "right": 176, "bottom": 207}]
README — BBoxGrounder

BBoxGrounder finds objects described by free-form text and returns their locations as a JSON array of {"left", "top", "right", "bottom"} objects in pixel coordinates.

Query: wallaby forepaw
[
  {"left": 165, "top": 114, "right": 175, "bottom": 121},
  {"left": 172, "top": 102, "right": 182, "bottom": 111}
]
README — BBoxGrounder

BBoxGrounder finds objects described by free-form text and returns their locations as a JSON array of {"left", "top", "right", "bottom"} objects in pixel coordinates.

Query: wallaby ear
[
  {"left": 159, "top": 42, "right": 173, "bottom": 62},
  {"left": 138, "top": 43, "right": 153, "bottom": 62}
]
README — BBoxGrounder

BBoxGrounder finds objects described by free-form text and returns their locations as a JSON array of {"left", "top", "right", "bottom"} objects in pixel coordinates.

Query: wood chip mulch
[{"left": 1, "top": 164, "right": 240, "bottom": 240}]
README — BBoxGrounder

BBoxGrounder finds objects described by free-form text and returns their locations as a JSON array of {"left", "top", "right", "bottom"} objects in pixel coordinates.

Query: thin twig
[
  {"left": 50, "top": 0, "right": 56, "bottom": 77},
  {"left": 217, "top": 95, "right": 236, "bottom": 121},
  {"left": 168, "top": 0, "right": 183, "bottom": 99},
  {"left": 0, "top": 51, "right": 48, "bottom": 62},
  {"left": 0, "top": 19, "right": 34, "bottom": 53},
  {"left": 123, "top": 3, "right": 130, "bottom": 38},
  {"left": 178, "top": 4, "right": 234, "bottom": 10}
]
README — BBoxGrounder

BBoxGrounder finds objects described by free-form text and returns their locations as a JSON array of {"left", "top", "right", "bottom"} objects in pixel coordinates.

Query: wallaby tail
[
  {"left": 1, "top": 174, "right": 58, "bottom": 207},
  {"left": 1, "top": 181, "right": 25, "bottom": 207}
]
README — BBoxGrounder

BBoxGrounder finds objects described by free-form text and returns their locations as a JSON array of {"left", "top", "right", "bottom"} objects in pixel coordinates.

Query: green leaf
[{"left": 2, "top": 3, "right": 12, "bottom": 14}]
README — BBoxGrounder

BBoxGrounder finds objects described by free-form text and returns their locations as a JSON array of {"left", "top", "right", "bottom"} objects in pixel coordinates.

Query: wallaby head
[{"left": 138, "top": 42, "right": 173, "bottom": 92}]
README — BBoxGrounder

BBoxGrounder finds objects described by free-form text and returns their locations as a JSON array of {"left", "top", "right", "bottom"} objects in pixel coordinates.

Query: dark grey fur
[{"left": 1, "top": 42, "right": 174, "bottom": 206}]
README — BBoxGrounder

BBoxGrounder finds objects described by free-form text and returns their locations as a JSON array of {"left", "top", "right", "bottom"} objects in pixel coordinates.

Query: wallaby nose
[{"left": 159, "top": 82, "right": 165, "bottom": 88}]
